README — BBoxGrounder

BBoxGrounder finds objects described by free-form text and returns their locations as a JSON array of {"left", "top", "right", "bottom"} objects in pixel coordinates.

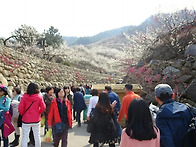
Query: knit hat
[
  {"left": 0, "top": 85, "right": 8, "bottom": 95},
  {"left": 155, "top": 84, "right": 173, "bottom": 97}
]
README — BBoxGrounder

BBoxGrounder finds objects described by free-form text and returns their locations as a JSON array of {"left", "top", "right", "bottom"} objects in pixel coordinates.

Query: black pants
[
  {"left": 73, "top": 109, "right": 76, "bottom": 120},
  {"left": 93, "top": 143, "right": 115, "bottom": 147},
  {"left": 29, "top": 128, "right": 35, "bottom": 145}
]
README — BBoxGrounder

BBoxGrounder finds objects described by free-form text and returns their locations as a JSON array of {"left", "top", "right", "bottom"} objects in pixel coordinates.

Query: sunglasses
[
  {"left": 0, "top": 89, "right": 3, "bottom": 92},
  {"left": 12, "top": 90, "right": 15, "bottom": 92}
]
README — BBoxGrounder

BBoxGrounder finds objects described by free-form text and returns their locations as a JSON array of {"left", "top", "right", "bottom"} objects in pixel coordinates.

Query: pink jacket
[
  {"left": 18, "top": 93, "right": 46, "bottom": 123},
  {"left": 120, "top": 128, "right": 160, "bottom": 147}
]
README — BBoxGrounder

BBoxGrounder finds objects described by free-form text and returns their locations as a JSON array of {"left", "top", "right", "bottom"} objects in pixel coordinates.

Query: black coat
[
  {"left": 89, "top": 107, "right": 118, "bottom": 144},
  {"left": 73, "top": 92, "right": 86, "bottom": 111}
]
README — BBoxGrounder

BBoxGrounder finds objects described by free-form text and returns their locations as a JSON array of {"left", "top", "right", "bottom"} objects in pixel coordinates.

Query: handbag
[
  {"left": 3, "top": 112, "right": 15, "bottom": 138},
  {"left": 87, "top": 120, "right": 94, "bottom": 133},
  {"left": 55, "top": 122, "right": 66, "bottom": 134},
  {"left": 105, "top": 115, "right": 116, "bottom": 132},
  {"left": 17, "top": 101, "right": 34, "bottom": 127},
  {"left": 87, "top": 108, "right": 95, "bottom": 133}
]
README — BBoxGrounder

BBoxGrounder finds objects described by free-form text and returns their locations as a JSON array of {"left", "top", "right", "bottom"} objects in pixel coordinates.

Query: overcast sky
[{"left": 0, "top": 0, "right": 195, "bottom": 37}]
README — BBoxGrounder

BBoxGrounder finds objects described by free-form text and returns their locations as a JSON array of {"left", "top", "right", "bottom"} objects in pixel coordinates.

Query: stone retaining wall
[{"left": 0, "top": 46, "right": 117, "bottom": 92}]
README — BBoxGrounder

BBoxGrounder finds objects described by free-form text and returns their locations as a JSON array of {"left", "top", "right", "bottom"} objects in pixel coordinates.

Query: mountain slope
[{"left": 63, "top": 26, "right": 132, "bottom": 46}]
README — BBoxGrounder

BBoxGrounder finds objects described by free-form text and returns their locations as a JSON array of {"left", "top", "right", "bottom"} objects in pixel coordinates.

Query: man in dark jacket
[
  {"left": 105, "top": 86, "right": 122, "bottom": 141},
  {"left": 105, "top": 86, "right": 121, "bottom": 113},
  {"left": 73, "top": 88, "right": 86, "bottom": 127},
  {"left": 155, "top": 84, "right": 192, "bottom": 147}
]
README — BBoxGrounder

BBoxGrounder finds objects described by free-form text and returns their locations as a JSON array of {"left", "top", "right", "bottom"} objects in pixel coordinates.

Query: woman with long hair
[
  {"left": 18, "top": 82, "right": 46, "bottom": 147},
  {"left": 89, "top": 91, "right": 118, "bottom": 147},
  {"left": 120, "top": 98, "right": 160, "bottom": 147},
  {"left": 48, "top": 88, "right": 72, "bottom": 147}
]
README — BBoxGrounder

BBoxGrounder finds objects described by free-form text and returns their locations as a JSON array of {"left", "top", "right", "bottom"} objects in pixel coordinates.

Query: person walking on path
[
  {"left": 0, "top": 85, "right": 11, "bottom": 147},
  {"left": 154, "top": 84, "right": 192, "bottom": 147},
  {"left": 83, "top": 86, "right": 92, "bottom": 122},
  {"left": 105, "top": 86, "right": 122, "bottom": 141},
  {"left": 48, "top": 88, "right": 72, "bottom": 147},
  {"left": 86, "top": 89, "right": 99, "bottom": 121},
  {"left": 117, "top": 84, "right": 140, "bottom": 123},
  {"left": 73, "top": 88, "right": 86, "bottom": 127},
  {"left": 18, "top": 82, "right": 46, "bottom": 147},
  {"left": 120, "top": 98, "right": 160, "bottom": 147},
  {"left": 89, "top": 92, "right": 118, "bottom": 147},
  {"left": 10, "top": 86, "right": 22, "bottom": 147},
  {"left": 43, "top": 86, "right": 55, "bottom": 135}
]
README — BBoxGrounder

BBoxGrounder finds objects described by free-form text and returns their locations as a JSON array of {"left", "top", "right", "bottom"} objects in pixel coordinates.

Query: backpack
[{"left": 184, "top": 105, "right": 196, "bottom": 147}]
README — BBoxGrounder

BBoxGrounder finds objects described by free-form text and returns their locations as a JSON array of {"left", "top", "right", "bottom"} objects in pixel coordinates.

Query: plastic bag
[
  {"left": 43, "top": 129, "right": 52, "bottom": 143},
  {"left": 41, "top": 116, "right": 45, "bottom": 127}
]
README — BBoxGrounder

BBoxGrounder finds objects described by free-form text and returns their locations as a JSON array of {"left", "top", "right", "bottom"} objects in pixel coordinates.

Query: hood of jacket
[
  {"left": 22, "top": 93, "right": 42, "bottom": 102},
  {"left": 157, "top": 99, "right": 189, "bottom": 119}
]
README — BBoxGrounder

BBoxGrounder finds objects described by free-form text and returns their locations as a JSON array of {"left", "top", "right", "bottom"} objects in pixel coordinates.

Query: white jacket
[{"left": 11, "top": 100, "right": 20, "bottom": 118}]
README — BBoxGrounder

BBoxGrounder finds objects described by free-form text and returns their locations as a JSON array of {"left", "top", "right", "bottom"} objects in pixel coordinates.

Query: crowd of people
[{"left": 0, "top": 82, "right": 195, "bottom": 147}]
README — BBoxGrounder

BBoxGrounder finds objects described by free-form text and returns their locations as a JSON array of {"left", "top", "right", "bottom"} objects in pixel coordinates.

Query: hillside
[
  {"left": 0, "top": 46, "right": 121, "bottom": 91},
  {"left": 63, "top": 26, "right": 131, "bottom": 46},
  {"left": 60, "top": 44, "right": 128, "bottom": 76}
]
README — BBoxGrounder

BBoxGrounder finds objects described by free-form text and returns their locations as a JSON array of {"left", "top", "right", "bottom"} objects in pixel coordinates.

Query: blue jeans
[
  {"left": 114, "top": 112, "right": 122, "bottom": 139},
  {"left": 1, "top": 126, "right": 9, "bottom": 147}
]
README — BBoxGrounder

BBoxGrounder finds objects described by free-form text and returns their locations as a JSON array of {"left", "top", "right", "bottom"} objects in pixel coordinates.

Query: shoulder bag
[{"left": 17, "top": 101, "right": 34, "bottom": 127}]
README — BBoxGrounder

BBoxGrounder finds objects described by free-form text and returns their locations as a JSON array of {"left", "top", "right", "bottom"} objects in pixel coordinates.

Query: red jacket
[
  {"left": 48, "top": 98, "right": 72, "bottom": 128},
  {"left": 18, "top": 93, "right": 46, "bottom": 123}
]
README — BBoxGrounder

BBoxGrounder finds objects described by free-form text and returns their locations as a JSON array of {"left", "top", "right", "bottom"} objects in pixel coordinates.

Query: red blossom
[
  {"left": 162, "top": 74, "right": 168, "bottom": 80},
  {"left": 154, "top": 74, "right": 161, "bottom": 79},
  {"left": 22, "top": 59, "right": 27, "bottom": 64},
  {"left": 176, "top": 80, "right": 180, "bottom": 83},
  {"left": 138, "top": 66, "right": 146, "bottom": 73},
  {"left": 144, "top": 68, "right": 152, "bottom": 74},
  {"left": 148, "top": 89, "right": 151, "bottom": 95},
  {"left": 145, "top": 75, "right": 150, "bottom": 82},
  {"left": 128, "top": 66, "right": 136, "bottom": 74},
  {"left": 183, "top": 83, "right": 187, "bottom": 88},
  {"left": 14, "top": 60, "right": 19, "bottom": 68},
  {"left": 175, "top": 84, "right": 179, "bottom": 97},
  {"left": 148, "top": 80, "right": 153, "bottom": 84}
]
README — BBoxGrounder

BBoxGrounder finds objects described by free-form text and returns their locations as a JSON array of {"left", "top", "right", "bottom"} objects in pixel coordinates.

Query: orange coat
[
  {"left": 118, "top": 91, "right": 140, "bottom": 122},
  {"left": 48, "top": 98, "right": 72, "bottom": 128}
]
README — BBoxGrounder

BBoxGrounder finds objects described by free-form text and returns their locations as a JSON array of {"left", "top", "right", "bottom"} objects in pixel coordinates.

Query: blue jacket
[
  {"left": 0, "top": 96, "right": 11, "bottom": 112},
  {"left": 73, "top": 92, "right": 86, "bottom": 111},
  {"left": 156, "top": 99, "right": 192, "bottom": 147},
  {"left": 108, "top": 91, "right": 121, "bottom": 112}
]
